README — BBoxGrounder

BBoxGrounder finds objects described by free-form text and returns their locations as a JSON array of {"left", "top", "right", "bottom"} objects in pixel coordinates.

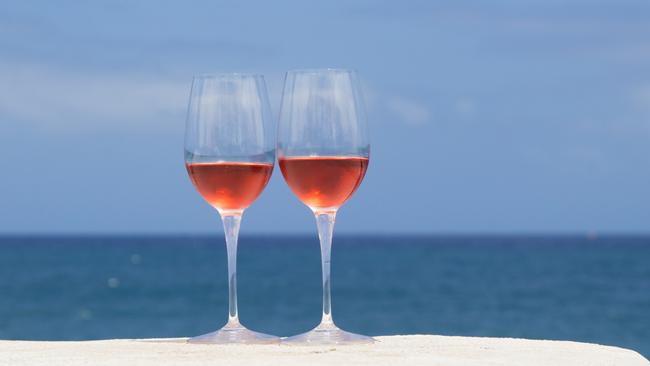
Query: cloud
[
  {"left": 454, "top": 97, "right": 476, "bottom": 120},
  {"left": 632, "top": 84, "right": 650, "bottom": 108},
  {"left": 629, "top": 84, "right": 650, "bottom": 133},
  {"left": 385, "top": 96, "right": 431, "bottom": 126},
  {"left": 0, "top": 63, "right": 188, "bottom": 130}
]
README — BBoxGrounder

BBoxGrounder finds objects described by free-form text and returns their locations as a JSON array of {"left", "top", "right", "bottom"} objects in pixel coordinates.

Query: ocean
[{"left": 0, "top": 235, "right": 648, "bottom": 356}]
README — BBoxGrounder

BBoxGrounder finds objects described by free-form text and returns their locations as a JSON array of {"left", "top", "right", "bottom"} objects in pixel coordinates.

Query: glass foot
[
  {"left": 282, "top": 322, "right": 374, "bottom": 345},
  {"left": 187, "top": 323, "right": 279, "bottom": 344}
]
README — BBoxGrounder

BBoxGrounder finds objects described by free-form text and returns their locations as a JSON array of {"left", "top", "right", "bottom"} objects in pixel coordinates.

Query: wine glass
[
  {"left": 277, "top": 69, "right": 374, "bottom": 345},
  {"left": 184, "top": 73, "right": 278, "bottom": 344}
]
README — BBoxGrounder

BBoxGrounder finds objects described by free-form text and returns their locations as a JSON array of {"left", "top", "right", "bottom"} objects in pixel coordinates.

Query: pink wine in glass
[
  {"left": 186, "top": 162, "right": 273, "bottom": 211},
  {"left": 278, "top": 156, "right": 369, "bottom": 209}
]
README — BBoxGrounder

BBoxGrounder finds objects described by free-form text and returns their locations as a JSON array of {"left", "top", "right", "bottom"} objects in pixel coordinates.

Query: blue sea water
[{"left": 0, "top": 235, "right": 648, "bottom": 356}]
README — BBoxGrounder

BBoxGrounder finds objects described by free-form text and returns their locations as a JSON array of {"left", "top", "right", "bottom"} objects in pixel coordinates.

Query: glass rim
[
  {"left": 193, "top": 72, "right": 265, "bottom": 79},
  {"left": 286, "top": 68, "right": 357, "bottom": 75}
]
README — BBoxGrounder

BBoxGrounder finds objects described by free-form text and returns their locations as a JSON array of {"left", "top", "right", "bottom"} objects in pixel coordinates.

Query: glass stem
[
  {"left": 315, "top": 210, "right": 336, "bottom": 326},
  {"left": 221, "top": 212, "right": 242, "bottom": 327}
]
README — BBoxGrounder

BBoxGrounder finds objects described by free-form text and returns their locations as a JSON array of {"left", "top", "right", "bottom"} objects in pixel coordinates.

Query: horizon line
[{"left": 0, "top": 232, "right": 648, "bottom": 238}]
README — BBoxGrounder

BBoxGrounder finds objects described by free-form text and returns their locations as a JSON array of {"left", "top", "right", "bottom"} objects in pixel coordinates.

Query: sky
[{"left": 0, "top": 0, "right": 649, "bottom": 234}]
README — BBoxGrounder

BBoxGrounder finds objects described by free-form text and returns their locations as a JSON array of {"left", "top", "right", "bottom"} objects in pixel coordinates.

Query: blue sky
[{"left": 0, "top": 0, "right": 648, "bottom": 234}]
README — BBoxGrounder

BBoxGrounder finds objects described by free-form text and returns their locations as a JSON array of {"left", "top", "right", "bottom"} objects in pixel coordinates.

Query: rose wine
[
  {"left": 186, "top": 162, "right": 273, "bottom": 211},
  {"left": 279, "top": 156, "right": 369, "bottom": 209}
]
